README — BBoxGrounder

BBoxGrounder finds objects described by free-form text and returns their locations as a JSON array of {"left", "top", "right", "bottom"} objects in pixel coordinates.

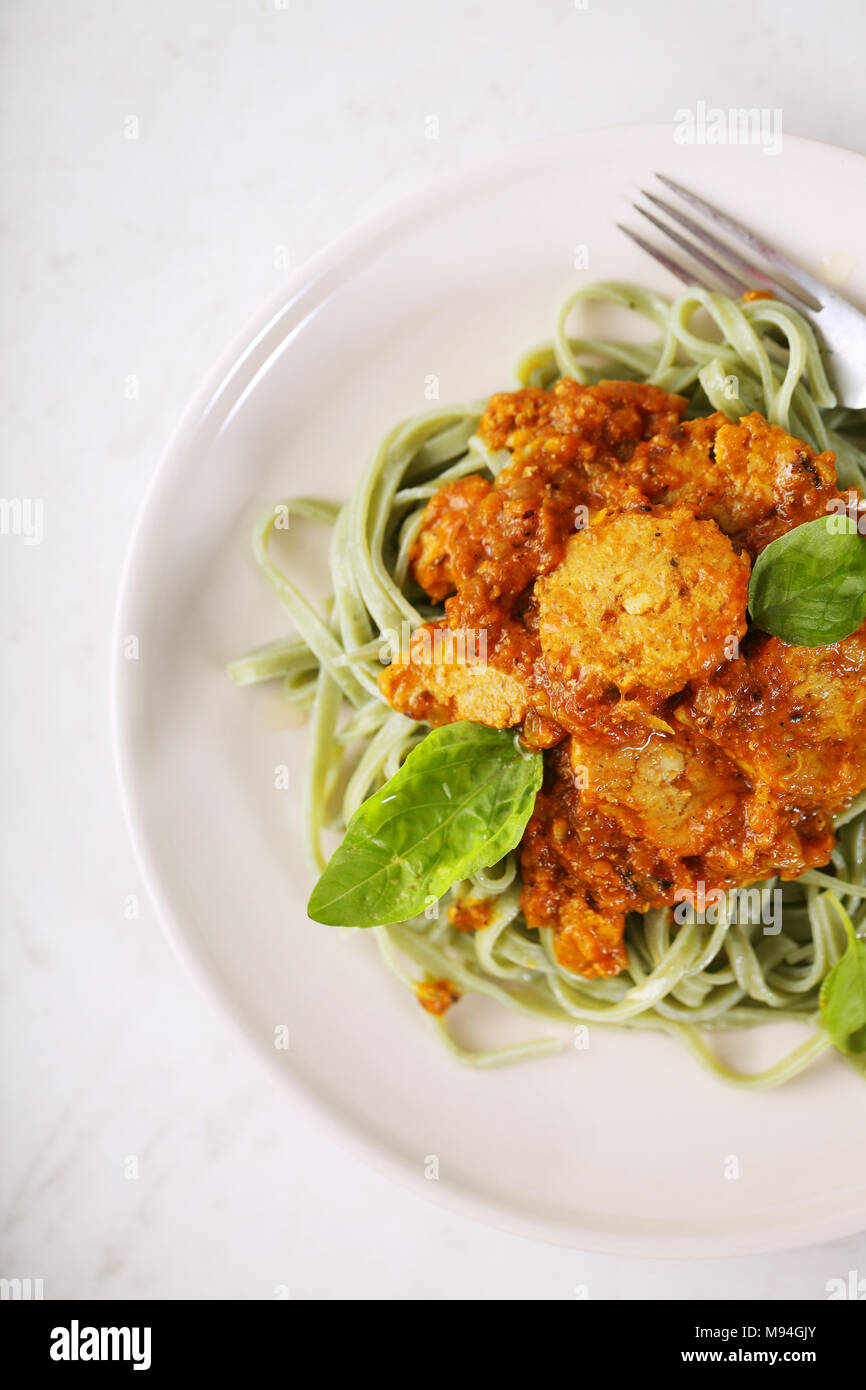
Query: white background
[{"left": 3, "top": 0, "right": 866, "bottom": 1300}]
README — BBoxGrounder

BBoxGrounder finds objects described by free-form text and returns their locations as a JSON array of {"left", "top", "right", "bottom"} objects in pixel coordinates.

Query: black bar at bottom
[{"left": 1, "top": 1297, "right": 860, "bottom": 1374}]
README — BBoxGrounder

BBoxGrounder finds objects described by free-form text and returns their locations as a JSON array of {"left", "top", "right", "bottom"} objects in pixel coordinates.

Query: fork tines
[{"left": 622, "top": 174, "right": 824, "bottom": 312}]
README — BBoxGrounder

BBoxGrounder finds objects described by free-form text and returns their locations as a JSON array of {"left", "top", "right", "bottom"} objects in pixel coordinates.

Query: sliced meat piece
[
  {"left": 518, "top": 723, "right": 837, "bottom": 978},
  {"left": 378, "top": 621, "right": 531, "bottom": 728},
  {"left": 679, "top": 622, "right": 866, "bottom": 818},
  {"left": 535, "top": 506, "right": 750, "bottom": 697},
  {"left": 567, "top": 724, "right": 746, "bottom": 860},
  {"left": 626, "top": 412, "right": 842, "bottom": 555}
]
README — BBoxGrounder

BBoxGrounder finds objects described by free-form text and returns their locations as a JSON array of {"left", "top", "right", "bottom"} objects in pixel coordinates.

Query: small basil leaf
[
  {"left": 748, "top": 515, "right": 866, "bottom": 647},
  {"left": 307, "top": 721, "right": 542, "bottom": 928},
  {"left": 819, "top": 901, "right": 866, "bottom": 1054}
]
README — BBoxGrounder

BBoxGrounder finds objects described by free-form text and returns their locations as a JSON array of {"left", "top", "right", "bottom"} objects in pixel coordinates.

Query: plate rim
[{"left": 111, "top": 122, "right": 866, "bottom": 1259}]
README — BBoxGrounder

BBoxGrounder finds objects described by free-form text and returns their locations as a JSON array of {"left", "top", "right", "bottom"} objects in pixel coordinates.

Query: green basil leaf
[
  {"left": 307, "top": 721, "right": 542, "bottom": 928},
  {"left": 748, "top": 515, "right": 866, "bottom": 647},
  {"left": 819, "top": 900, "right": 866, "bottom": 1054}
]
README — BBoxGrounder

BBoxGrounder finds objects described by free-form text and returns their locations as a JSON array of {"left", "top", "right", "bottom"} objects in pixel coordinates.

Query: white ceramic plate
[{"left": 113, "top": 125, "right": 866, "bottom": 1257}]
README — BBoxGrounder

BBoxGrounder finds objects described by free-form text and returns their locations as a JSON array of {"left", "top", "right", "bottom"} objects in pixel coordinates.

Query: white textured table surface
[{"left": 3, "top": 0, "right": 866, "bottom": 1299}]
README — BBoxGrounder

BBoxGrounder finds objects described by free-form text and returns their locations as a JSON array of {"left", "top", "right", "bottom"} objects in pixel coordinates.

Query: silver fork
[{"left": 618, "top": 174, "right": 866, "bottom": 408}]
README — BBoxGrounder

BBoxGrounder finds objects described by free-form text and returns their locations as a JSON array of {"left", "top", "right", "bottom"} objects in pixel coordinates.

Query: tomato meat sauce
[{"left": 379, "top": 379, "right": 866, "bottom": 979}]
